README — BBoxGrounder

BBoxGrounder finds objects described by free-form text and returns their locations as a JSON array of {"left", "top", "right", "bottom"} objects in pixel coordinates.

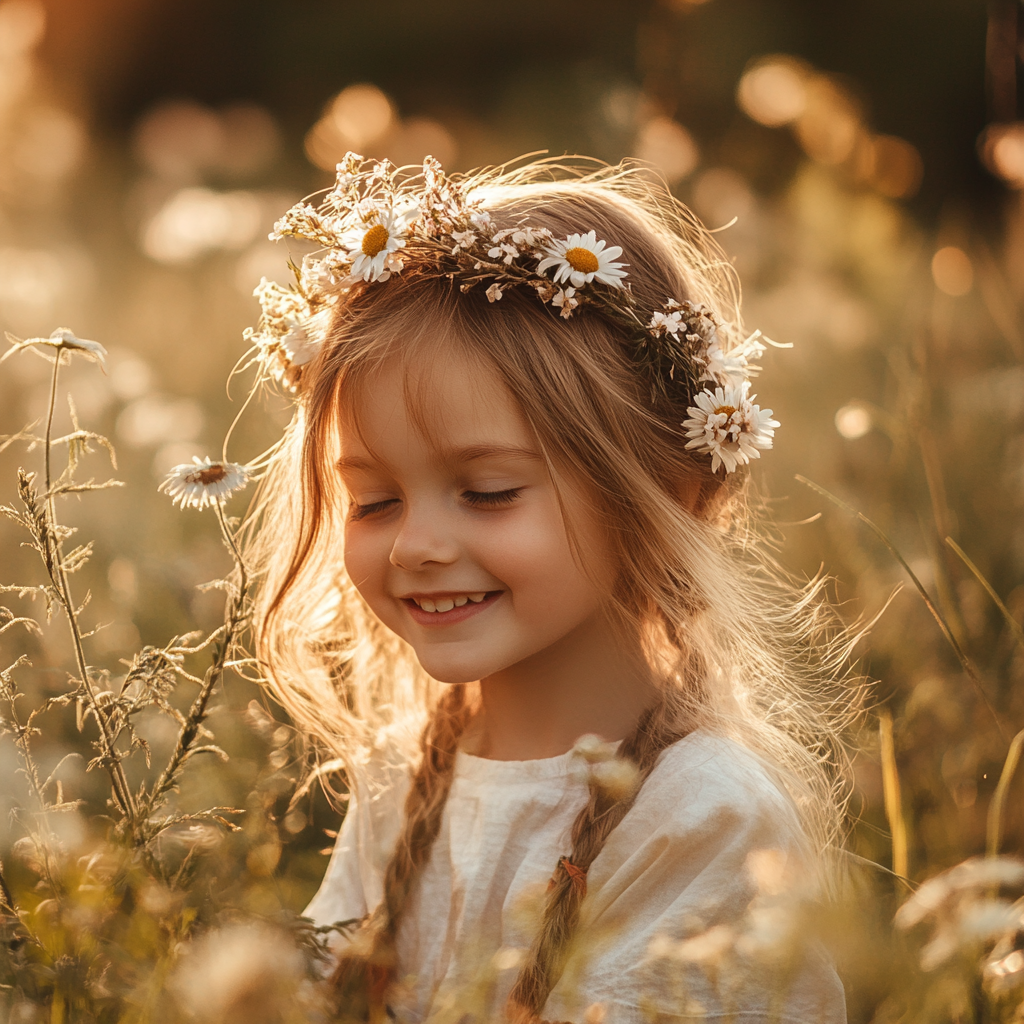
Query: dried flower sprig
[{"left": 244, "top": 154, "right": 781, "bottom": 472}]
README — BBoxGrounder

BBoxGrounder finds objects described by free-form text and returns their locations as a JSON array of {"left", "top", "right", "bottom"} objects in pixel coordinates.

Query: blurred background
[{"left": 0, "top": 0, "right": 1022, "bottom": 1016}]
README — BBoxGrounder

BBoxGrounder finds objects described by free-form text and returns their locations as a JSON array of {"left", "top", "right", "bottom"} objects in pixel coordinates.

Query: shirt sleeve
[
  {"left": 544, "top": 734, "right": 847, "bottom": 1024},
  {"left": 303, "top": 787, "right": 369, "bottom": 930}
]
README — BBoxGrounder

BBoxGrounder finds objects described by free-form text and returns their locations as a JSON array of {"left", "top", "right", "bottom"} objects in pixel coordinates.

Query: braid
[
  {"left": 331, "top": 684, "right": 471, "bottom": 1021},
  {"left": 507, "top": 691, "right": 690, "bottom": 1023}
]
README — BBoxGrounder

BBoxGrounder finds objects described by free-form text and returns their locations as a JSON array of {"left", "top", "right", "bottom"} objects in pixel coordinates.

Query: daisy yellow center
[
  {"left": 361, "top": 224, "right": 391, "bottom": 258},
  {"left": 564, "top": 246, "right": 600, "bottom": 274},
  {"left": 187, "top": 465, "right": 228, "bottom": 485},
  {"left": 713, "top": 405, "right": 737, "bottom": 417}
]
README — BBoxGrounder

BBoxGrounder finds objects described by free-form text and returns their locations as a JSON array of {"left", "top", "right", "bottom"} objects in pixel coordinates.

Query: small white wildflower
[
  {"left": 703, "top": 331, "right": 766, "bottom": 387},
  {"left": 491, "top": 946, "right": 525, "bottom": 971},
  {"left": 2, "top": 328, "right": 108, "bottom": 369},
  {"left": 537, "top": 230, "right": 628, "bottom": 289},
  {"left": 985, "top": 947, "right": 1024, "bottom": 994},
  {"left": 572, "top": 733, "right": 616, "bottom": 764},
  {"left": 486, "top": 283, "right": 504, "bottom": 303},
  {"left": 470, "top": 210, "right": 492, "bottom": 231},
  {"left": 552, "top": 286, "right": 579, "bottom": 318},
  {"left": 451, "top": 229, "right": 477, "bottom": 252},
  {"left": 170, "top": 922, "right": 305, "bottom": 1023},
  {"left": 682, "top": 381, "right": 779, "bottom": 474},
  {"left": 648, "top": 309, "right": 684, "bottom": 337},
  {"left": 896, "top": 857, "right": 1024, "bottom": 931},
  {"left": 590, "top": 757, "right": 640, "bottom": 802},
  {"left": 160, "top": 457, "right": 250, "bottom": 510}
]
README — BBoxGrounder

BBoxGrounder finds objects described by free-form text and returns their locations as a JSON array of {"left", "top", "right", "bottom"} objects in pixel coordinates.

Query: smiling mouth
[
  {"left": 402, "top": 590, "right": 501, "bottom": 622},
  {"left": 408, "top": 592, "right": 488, "bottom": 613}
]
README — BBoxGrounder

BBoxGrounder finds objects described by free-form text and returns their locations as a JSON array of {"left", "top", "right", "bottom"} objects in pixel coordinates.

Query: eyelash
[{"left": 348, "top": 488, "right": 522, "bottom": 521}]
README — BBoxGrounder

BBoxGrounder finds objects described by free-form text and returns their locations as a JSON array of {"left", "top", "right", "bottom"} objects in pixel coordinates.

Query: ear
[
  {"left": 674, "top": 465, "right": 727, "bottom": 519},
  {"left": 676, "top": 470, "right": 705, "bottom": 514}
]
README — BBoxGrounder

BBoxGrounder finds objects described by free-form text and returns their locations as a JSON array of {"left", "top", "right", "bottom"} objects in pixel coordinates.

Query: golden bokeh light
[
  {"left": 834, "top": 403, "right": 872, "bottom": 439},
  {"left": 979, "top": 122, "right": 1024, "bottom": 189},
  {"left": 737, "top": 57, "right": 808, "bottom": 127},
  {"left": 931, "top": 246, "right": 973, "bottom": 296},
  {"left": 304, "top": 84, "right": 456, "bottom": 172},
  {"left": 305, "top": 83, "right": 395, "bottom": 170},
  {"left": 794, "top": 76, "right": 863, "bottom": 166},
  {"left": 633, "top": 115, "right": 699, "bottom": 184},
  {"left": 865, "top": 135, "right": 923, "bottom": 199}
]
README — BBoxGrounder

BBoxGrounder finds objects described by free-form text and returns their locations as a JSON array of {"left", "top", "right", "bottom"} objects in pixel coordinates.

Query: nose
[{"left": 389, "top": 503, "right": 459, "bottom": 570}]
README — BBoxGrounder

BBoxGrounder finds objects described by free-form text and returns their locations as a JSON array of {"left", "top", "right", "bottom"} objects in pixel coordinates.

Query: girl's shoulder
[{"left": 635, "top": 729, "right": 807, "bottom": 849}]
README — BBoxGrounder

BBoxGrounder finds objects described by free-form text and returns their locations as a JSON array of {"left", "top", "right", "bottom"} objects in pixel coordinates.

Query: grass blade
[
  {"left": 878, "top": 709, "right": 909, "bottom": 880},
  {"left": 796, "top": 475, "right": 1006, "bottom": 740},
  {"left": 987, "top": 729, "right": 1024, "bottom": 858},
  {"left": 945, "top": 536, "right": 1024, "bottom": 653}
]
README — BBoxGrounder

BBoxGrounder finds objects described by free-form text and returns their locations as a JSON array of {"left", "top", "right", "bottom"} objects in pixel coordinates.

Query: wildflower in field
[
  {"left": 2, "top": 327, "right": 108, "bottom": 367},
  {"left": 170, "top": 921, "right": 307, "bottom": 1024},
  {"left": 159, "top": 457, "right": 250, "bottom": 510},
  {"left": 895, "top": 856, "right": 1024, "bottom": 972}
]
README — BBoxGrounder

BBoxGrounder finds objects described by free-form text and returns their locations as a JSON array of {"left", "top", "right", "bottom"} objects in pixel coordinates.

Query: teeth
[{"left": 413, "top": 592, "right": 490, "bottom": 612}]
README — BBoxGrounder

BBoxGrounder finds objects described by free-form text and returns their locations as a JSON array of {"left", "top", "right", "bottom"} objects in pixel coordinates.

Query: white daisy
[
  {"left": 159, "top": 457, "right": 250, "bottom": 510},
  {"left": 682, "top": 382, "right": 779, "bottom": 474},
  {"left": 344, "top": 206, "right": 412, "bottom": 282},
  {"left": 537, "top": 230, "right": 628, "bottom": 289}
]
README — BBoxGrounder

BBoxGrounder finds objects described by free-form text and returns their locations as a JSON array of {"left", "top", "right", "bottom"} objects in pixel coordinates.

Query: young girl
[{"left": 247, "top": 155, "right": 854, "bottom": 1023}]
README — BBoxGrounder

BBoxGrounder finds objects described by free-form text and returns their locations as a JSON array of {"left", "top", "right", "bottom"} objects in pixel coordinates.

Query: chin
[{"left": 413, "top": 646, "right": 507, "bottom": 685}]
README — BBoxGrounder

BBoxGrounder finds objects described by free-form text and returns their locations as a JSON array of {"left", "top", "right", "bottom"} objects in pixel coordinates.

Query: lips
[{"left": 401, "top": 590, "right": 502, "bottom": 626}]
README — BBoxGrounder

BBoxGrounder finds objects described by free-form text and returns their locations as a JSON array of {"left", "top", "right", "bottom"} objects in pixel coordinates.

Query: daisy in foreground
[
  {"left": 537, "top": 230, "right": 628, "bottom": 289},
  {"left": 682, "top": 382, "right": 779, "bottom": 474},
  {"left": 160, "top": 457, "right": 250, "bottom": 510}
]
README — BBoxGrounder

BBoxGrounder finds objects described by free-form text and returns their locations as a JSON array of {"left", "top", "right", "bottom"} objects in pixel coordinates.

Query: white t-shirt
[{"left": 305, "top": 730, "right": 846, "bottom": 1023}]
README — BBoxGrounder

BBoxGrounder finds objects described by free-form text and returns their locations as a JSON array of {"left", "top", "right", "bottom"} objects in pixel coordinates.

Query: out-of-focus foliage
[{"left": 0, "top": 0, "right": 1023, "bottom": 1019}]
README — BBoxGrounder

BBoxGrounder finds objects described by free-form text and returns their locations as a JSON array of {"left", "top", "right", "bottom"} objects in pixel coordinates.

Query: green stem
[
  {"left": 42, "top": 354, "right": 136, "bottom": 823},
  {"left": 796, "top": 475, "right": 1006, "bottom": 740}
]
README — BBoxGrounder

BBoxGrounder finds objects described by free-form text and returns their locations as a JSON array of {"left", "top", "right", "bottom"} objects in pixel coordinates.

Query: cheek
[
  {"left": 343, "top": 525, "right": 389, "bottom": 597},
  {"left": 484, "top": 506, "right": 607, "bottom": 612}
]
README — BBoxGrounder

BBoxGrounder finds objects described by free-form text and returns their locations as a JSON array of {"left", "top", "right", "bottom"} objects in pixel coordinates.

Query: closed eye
[
  {"left": 462, "top": 488, "right": 522, "bottom": 508},
  {"left": 349, "top": 498, "right": 400, "bottom": 521}
]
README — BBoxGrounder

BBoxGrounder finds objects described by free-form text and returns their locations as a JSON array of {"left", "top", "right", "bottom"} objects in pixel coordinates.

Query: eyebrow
[{"left": 335, "top": 444, "right": 542, "bottom": 472}]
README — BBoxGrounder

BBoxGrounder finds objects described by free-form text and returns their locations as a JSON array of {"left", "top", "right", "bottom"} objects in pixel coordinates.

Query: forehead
[{"left": 338, "top": 342, "right": 538, "bottom": 465}]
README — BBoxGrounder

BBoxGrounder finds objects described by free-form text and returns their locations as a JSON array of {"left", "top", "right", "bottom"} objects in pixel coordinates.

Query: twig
[
  {"left": 40, "top": 354, "right": 136, "bottom": 822},
  {"left": 795, "top": 475, "right": 1007, "bottom": 740},
  {"left": 141, "top": 503, "right": 249, "bottom": 822}
]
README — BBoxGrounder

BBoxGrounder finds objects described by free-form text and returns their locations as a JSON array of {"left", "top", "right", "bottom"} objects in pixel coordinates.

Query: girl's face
[{"left": 338, "top": 347, "right": 615, "bottom": 685}]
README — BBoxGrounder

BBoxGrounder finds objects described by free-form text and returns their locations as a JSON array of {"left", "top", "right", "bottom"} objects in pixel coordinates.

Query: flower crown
[{"left": 245, "top": 153, "right": 779, "bottom": 475}]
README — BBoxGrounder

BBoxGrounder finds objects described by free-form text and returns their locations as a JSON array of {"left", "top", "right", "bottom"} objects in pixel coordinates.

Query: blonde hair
[{"left": 247, "top": 159, "right": 861, "bottom": 1020}]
